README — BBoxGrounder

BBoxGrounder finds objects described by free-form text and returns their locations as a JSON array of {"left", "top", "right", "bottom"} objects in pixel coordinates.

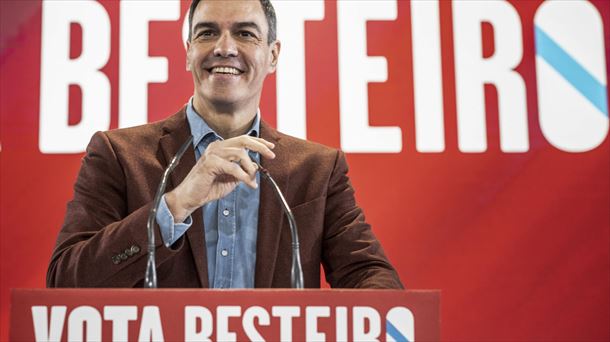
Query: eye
[
  {"left": 239, "top": 30, "right": 257, "bottom": 39},
  {"left": 196, "top": 30, "right": 216, "bottom": 39}
]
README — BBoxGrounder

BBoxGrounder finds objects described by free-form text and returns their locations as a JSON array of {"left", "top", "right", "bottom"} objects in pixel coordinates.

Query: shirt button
[
  {"left": 222, "top": 209, "right": 230, "bottom": 217},
  {"left": 130, "top": 245, "right": 141, "bottom": 254},
  {"left": 221, "top": 249, "right": 228, "bottom": 257},
  {"left": 112, "top": 256, "right": 121, "bottom": 265}
]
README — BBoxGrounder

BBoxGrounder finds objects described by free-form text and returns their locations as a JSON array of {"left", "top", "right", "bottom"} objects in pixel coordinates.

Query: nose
[{"left": 214, "top": 32, "right": 238, "bottom": 57}]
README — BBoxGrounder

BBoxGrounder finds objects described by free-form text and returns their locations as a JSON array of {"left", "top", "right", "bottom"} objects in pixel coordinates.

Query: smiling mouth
[{"left": 209, "top": 66, "right": 243, "bottom": 75}]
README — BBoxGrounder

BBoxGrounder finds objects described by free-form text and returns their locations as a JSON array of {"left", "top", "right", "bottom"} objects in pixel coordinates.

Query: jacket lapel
[
  {"left": 158, "top": 108, "right": 209, "bottom": 287},
  {"left": 255, "top": 122, "right": 289, "bottom": 287}
]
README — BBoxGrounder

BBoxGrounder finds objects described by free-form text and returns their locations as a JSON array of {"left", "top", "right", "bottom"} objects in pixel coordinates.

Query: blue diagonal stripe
[
  {"left": 386, "top": 320, "right": 409, "bottom": 342},
  {"left": 535, "top": 25, "right": 608, "bottom": 117}
]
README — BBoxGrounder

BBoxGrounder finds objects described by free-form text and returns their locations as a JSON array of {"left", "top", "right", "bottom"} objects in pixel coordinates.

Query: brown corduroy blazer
[{"left": 47, "top": 107, "right": 403, "bottom": 289}]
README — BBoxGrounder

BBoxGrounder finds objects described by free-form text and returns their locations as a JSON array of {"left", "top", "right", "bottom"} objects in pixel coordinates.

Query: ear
[
  {"left": 186, "top": 40, "right": 192, "bottom": 71},
  {"left": 268, "top": 40, "right": 281, "bottom": 73}
]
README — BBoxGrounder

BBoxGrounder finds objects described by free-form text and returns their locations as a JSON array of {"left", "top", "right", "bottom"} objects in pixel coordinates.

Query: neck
[{"left": 192, "top": 97, "right": 257, "bottom": 139}]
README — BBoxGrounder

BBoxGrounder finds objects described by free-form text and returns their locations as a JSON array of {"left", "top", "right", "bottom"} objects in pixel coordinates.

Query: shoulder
[
  {"left": 261, "top": 124, "right": 349, "bottom": 200},
  {"left": 106, "top": 110, "right": 185, "bottom": 146},
  {"left": 263, "top": 122, "right": 341, "bottom": 170},
  {"left": 279, "top": 131, "right": 338, "bottom": 158},
  {"left": 88, "top": 108, "right": 187, "bottom": 157}
]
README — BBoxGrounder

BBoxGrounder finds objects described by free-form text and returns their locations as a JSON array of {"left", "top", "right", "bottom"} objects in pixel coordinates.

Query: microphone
[
  {"left": 255, "top": 162, "right": 305, "bottom": 289},
  {"left": 145, "top": 136, "right": 194, "bottom": 288}
]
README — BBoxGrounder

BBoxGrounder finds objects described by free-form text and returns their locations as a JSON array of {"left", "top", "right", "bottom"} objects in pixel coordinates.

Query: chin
[
  {"left": 205, "top": 96, "right": 244, "bottom": 111},
  {"left": 197, "top": 87, "right": 240, "bottom": 104}
]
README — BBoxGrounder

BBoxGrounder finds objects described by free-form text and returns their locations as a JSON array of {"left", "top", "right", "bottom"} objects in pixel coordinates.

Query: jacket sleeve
[
  {"left": 46, "top": 131, "right": 185, "bottom": 287},
  {"left": 321, "top": 151, "right": 404, "bottom": 289}
]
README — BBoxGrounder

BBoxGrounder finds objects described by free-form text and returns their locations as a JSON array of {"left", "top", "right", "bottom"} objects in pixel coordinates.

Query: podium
[{"left": 10, "top": 289, "right": 439, "bottom": 341}]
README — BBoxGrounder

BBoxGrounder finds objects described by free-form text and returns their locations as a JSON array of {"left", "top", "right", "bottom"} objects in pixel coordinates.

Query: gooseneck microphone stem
[
  {"left": 257, "top": 165, "right": 305, "bottom": 289},
  {"left": 145, "top": 136, "right": 194, "bottom": 288}
]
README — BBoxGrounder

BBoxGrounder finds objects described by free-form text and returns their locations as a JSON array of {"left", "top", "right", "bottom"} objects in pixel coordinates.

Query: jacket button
[
  {"left": 125, "top": 248, "right": 133, "bottom": 256},
  {"left": 131, "top": 245, "right": 141, "bottom": 254},
  {"left": 119, "top": 253, "right": 128, "bottom": 260},
  {"left": 112, "top": 256, "right": 121, "bottom": 265}
]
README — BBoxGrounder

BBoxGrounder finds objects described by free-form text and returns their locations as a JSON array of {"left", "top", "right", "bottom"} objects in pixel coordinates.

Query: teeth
[{"left": 212, "top": 67, "right": 240, "bottom": 75}]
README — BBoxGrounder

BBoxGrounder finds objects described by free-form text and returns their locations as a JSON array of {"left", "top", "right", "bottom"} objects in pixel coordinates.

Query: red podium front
[{"left": 10, "top": 289, "right": 439, "bottom": 341}]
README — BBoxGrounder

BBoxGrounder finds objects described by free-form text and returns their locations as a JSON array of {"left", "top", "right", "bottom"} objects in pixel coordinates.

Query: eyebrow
[
  {"left": 193, "top": 22, "right": 218, "bottom": 33},
  {"left": 192, "top": 21, "right": 262, "bottom": 35},
  {"left": 235, "top": 22, "right": 262, "bottom": 34}
]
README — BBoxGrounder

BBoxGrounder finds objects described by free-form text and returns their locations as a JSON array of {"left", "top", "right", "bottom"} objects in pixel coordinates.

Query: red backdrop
[{"left": 1, "top": 0, "right": 608, "bottom": 340}]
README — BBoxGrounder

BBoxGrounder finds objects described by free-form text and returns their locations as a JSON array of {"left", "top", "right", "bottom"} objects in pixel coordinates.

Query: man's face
[{"left": 187, "top": 0, "right": 279, "bottom": 109}]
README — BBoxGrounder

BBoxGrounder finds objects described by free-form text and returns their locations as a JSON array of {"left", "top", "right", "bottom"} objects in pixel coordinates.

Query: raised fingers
[
  {"left": 201, "top": 135, "right": 275, "bottom": 189},
  {"left": 229, "top": 136, "right": 276, "bottom": 159},
  {"left": 206, "top": 154, "right": 258, "bottom": 189},
  {"left": 212, "top": 147, "right": 258, "bottom": 178}
]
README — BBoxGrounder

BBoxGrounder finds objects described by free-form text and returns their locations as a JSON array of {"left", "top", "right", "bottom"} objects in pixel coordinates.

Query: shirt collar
[{"left": 186, "top": 97, "right": 261, "bottom": 148}]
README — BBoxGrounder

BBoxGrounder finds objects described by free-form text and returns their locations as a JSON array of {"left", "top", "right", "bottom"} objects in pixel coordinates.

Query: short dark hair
[{"left": 188, "top": 0, "right": 277, "bottom": 44}]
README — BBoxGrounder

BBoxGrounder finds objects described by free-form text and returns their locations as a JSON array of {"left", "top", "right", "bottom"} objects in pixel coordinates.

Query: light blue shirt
[{"left": 156, "top": 100, "right": 260, "bottom": 288}]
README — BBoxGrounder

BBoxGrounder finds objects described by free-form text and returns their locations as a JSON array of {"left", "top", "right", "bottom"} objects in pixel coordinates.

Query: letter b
[{"left": 39, "top": 0, "right": 111, "bottom": 153}]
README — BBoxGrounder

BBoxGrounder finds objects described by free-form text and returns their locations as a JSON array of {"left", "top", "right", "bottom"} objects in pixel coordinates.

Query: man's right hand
[{"left": 165, "top": 135, "right": 275, "bottom": 223}]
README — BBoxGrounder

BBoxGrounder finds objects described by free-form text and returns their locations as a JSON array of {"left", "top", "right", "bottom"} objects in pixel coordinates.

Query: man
[{"left": 47, "top": 0, "right": 403, "bottom": 289}]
